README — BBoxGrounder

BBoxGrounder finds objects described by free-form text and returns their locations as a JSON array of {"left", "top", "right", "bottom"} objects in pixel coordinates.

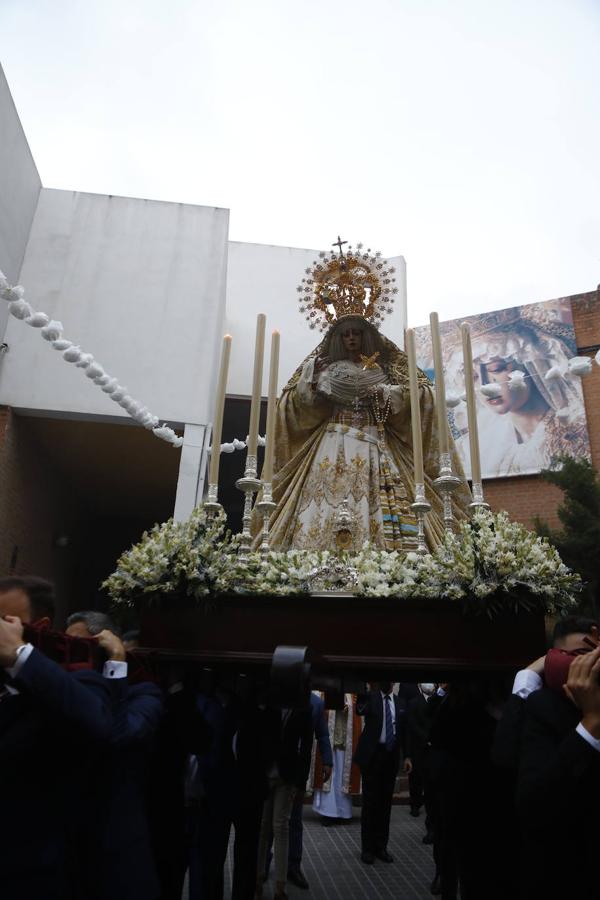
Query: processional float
[
  {"left": 133, "top": 237, "right": 552, "bottom": 702},
  {"left": 0, "top": 249, "right": 581, "bottom": 704}
]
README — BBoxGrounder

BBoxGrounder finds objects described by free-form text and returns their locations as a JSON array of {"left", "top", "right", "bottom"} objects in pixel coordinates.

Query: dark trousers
[
  {"left": 409, "top": 756, "right": 433, "bottom": 831},
  {"left": 409, "top": 767, "right": 424, "bottom": 810},
  {"left": 360, "top": 746, "right": 397, "bottom": 854},
  {"left": 288, "top": 790, "right": 304, "bottom": 869},
  {"left": 188, "top": 791, "right": 264, "bottom": 900}
]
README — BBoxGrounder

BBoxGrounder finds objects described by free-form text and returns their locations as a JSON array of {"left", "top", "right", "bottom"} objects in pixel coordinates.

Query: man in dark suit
[
  {"left": 187, "top": 688, "right": 274, "bottom": 900},
  {"left": 256, "top": 703, "right": 313, "bottom": 899},
  {"left": 65, "top": 610, "right": 165, "bottom": 900},
  {"left": 354, "top": 682, "right": 404, "bottom": 864},
  {"left": 267, "top": 690, "right": 334, "bottom": 890},
  {"left": 493, "top": 615, "right": 598, "bottom": 771},
  {"left": 510, "top": 623, "right": 600, "bottom": 900},
  {"left": 403, "top": 683, "right": 437, "bottom": 832},
  {"left": 491, "top": 615, "right": 599, "bottom": 900},
  {"left": 0, "top": 606, "right": 115, "bottom": 900}
]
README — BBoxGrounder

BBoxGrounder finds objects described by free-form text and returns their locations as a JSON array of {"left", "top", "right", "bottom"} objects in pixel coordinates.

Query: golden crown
[{"left": 296, "top": 237, "right": 398, "bottom": 332}]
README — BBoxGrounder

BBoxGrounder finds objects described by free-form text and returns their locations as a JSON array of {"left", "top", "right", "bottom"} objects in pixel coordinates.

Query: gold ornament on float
[
  {"left": 333, "top": 498, "right": 356, "bottom": 551},
  {"left": 296, "top": 236, "right": 398, "bottom": 332}
]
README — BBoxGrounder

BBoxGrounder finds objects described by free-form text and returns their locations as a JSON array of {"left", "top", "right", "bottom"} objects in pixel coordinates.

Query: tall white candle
[
  {"left": 208, "top": 334, "right": 232, "bottom": 487},
  {"left": 405, "top": 328, "right": 425, "bottom": 485},
  {"left": 429, "top": 311, "right": 449, "bottom": 456},
  {"left": 246, "top": 313, "right": 267, "bottom": 462},
  {"left": 461, "top": 322, "right": 482, "bottom": 484},
  {"left": 262, "top": 330, "right": 280, "bottom": 484}
]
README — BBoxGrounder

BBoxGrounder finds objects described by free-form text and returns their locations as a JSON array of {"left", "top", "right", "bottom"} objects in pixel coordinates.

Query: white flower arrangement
[
  {"left": 104, "top": 506, "right": 580, "bottom": 616},
  {"left": 426, "top": 509, "right": 580, "bottom": 615},
  {"left": 103, "top": 505, "right": 233, "bottom": 606}
]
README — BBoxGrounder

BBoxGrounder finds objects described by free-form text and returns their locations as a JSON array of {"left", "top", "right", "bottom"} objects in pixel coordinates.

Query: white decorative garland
[
  {"left": 3, "top": 268, "right": 594, "bottom": 448},
  {"left": 0, "top": 270, "right": 183, "bottom": 448},
  {"left": 208, "top": 434, "right": 266, "bottom": 454}
]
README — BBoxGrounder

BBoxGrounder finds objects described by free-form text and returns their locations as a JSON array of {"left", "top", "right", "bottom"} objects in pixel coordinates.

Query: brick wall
[
  {"left": 482, "top": 288, "right": 600, "bottom": 531},
  {"left": 483, "top": 475, "right": 565, "bottom": 530}
]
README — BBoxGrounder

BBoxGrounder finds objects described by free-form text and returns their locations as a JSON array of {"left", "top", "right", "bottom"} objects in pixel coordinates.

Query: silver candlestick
[
  {"left": 256, "top": 482, "right": 277, "bottom": 555},
  {"left": 433, "top": 451, "right": 462, "bottom": 531},
  {"left": 204, "top": 482, "right": 223, "bottom": 515},
  {"left": 469, "top": 480, "right": 490, "bottom": 512},
  {"left": 235, "top": 454, "right": 262, "bottom": 554},
  {"left": 410, "top": 482, "right": 431, "bottom": 556}
]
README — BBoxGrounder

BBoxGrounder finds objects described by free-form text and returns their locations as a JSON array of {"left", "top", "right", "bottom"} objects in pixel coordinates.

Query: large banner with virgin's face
[{"left": 414, "top": 297, "right": 591, "bottom": 480}]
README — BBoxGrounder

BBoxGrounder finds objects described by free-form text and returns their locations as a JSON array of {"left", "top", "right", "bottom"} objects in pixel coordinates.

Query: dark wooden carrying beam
[{"left": 139, "top": 593, "right": 546, "bottom": 680}]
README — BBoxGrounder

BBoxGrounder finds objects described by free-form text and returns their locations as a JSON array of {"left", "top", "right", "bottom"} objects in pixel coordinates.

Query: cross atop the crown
[{"left": 332, "top": 235, "right": 347, "bottom": 259}]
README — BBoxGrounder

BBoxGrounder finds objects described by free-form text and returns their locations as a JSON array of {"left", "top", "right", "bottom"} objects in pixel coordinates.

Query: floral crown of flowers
[{"left": 296, "top": 238, "right": 398, "bottom": 333}]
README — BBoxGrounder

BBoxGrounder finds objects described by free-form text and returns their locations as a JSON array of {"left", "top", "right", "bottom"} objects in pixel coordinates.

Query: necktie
[{"left": 385, "top": 695, "right": 394, "bottom": 750}]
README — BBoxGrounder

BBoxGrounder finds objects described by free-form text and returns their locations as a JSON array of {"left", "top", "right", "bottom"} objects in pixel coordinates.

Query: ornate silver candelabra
[
  {"left": 235, "top": 454, "right": 262, "bottom": 554},
  {"left": 204, "top": 482, "right": 223, "bottom": 515},
  {"left": 469, "top": 480, "right": 490, "bottom": 512},
  {"left": 433, "top": 452, "right": 461, "bottom": 531},
  {"left": 256, "top": 482, "right": 277, "bottom": 555},
  {"left": 410, "top": 482, "right": 431, "bottom": 555}
]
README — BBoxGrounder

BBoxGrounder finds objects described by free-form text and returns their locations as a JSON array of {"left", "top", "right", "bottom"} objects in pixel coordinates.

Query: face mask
[
  {"left": 419, "top": 683, "right": 435, "bottom": 696},
  {"left": 544, "top": 648, "right": 585, "bottom": 694}
]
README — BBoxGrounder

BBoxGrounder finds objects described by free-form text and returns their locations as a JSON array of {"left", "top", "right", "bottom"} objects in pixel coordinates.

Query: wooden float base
[{"left": 139, "top": 593, "right": 546, "bottom": 680}]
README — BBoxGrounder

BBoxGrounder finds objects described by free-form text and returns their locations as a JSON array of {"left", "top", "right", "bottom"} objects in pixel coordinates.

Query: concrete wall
[
  {"left": 0, "top": 190, "right": 229, "bottom": 424},
  {"left": 0, "top": 64, "right": 41, "bottom": 340},
  {"left": 225, "top": 242, "right": 407, "bottom": 397}
]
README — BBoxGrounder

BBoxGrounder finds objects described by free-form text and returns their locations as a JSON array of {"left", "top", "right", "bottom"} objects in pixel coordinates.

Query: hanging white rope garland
[
  {"left": 0, "top": 270, "right": 183, "bottom": 448},
  {"left": 207, "top": 435, "right": 266, "bottom": 454},
  {"left": 2, "top": 269, "right": 595, "bottom": 451}
]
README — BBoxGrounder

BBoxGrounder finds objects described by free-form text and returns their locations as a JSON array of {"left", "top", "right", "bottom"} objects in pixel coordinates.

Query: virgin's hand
[{"left": 314, "top": 355, "right": 331, "bottom": 374}]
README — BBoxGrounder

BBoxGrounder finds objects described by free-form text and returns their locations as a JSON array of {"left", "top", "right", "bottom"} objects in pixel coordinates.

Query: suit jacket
[
  {"left": 517, "top": 687, "right": 600, "bottom": 900},
  {"left": 405, "top": 691, "right": 435, "bottom": 762},
  {"left": 491, "top": 692, "right": 526, "bottom": 771},
  {"left": 74, "top": 679, "right": 165, "bottom": 900},
  {"left": 263, "top": 705, "right": 314, "bottom": 790},
  {"left": 0, "top": 649, "right": 114, "bottom": 900},
  {"left": 353, "top": 690, "right": 404, "bottom": 770},
  {"left": 426, "top": 687, "right": 520, "bottom": 900}
]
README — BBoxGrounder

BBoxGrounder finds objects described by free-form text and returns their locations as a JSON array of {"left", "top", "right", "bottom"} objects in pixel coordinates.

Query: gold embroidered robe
[{"left": 256, "top": 333, "right": 471, "bottom": 552}]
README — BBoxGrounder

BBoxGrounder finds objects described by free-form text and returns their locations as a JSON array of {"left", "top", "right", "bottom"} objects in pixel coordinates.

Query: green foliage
[{"left": 534, "top": 456, "right": 600, "bottom": 615}]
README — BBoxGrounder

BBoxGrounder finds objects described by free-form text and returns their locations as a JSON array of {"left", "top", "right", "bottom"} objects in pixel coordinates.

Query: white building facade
[{"left": 0, "top": 64, "right": 406, "bottom": 612}]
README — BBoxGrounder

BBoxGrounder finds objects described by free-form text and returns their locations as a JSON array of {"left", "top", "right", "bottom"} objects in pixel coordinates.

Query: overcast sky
[{"left": 1, "top": 0, "right": 599, "bottom": 325}]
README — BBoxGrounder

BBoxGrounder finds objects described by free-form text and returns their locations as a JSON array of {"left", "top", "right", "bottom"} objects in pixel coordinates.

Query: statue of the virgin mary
[{"left": 257, "top": 243, "right": 471, "bottom": 552}]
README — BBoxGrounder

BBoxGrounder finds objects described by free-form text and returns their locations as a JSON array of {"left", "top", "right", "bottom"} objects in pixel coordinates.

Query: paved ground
[{"left": 185, "top": 805, "right": 436, "bottom": 899}]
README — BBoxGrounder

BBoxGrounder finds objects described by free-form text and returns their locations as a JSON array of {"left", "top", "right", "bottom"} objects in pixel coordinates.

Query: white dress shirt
[{"left": 3, "top": 643, "right": 128, "bottom": 695}]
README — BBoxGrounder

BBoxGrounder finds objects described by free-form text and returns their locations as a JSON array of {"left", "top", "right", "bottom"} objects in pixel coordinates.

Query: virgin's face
[
  {"left": 341, "top": 327, "right": 363, "bottom": 355},
  {"left": 481, "top": 359, "right": 531, "bottom": 415}
]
